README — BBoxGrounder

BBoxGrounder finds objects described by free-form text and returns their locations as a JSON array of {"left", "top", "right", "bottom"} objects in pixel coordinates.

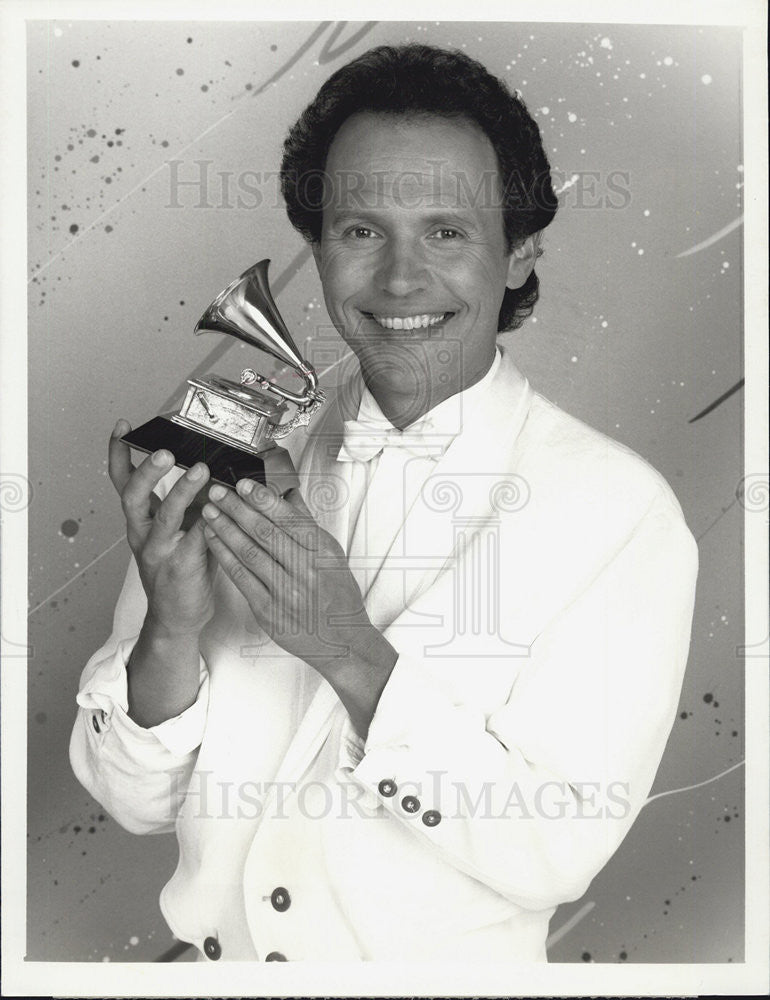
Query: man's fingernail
[
  {"left": 152, "top": 450, "right": 172, "bottom": 467},
  {"left": 237, "top": 479, "right": 255, "bottom": 496},
  {"left": 202, "top": 503, "right": 219, "bottom": 520},
  {"left": 187, "top": 464, "right": 205, "bottom": 481},
  {"left": 112, "top": 419, "right": 128, "bottom": 437},
  {"left": 209, "top": 484, "right": 227, "bottom": 501}
]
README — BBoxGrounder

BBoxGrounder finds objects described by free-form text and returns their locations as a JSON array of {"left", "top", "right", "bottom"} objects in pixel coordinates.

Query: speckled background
[{"left": 27, "top": 21, "right": 744, "bottom": 963}]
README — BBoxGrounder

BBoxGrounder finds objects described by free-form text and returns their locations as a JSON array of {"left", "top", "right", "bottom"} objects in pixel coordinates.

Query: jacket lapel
[
  {"left": 298, "top": 370, "right": 363, "bottom": 548},
  {"left": 269, "top": 679, "right": 340, "bottom": 786},
  {"left": 363, "top": 347, "right": 533, "bottom": 627}
]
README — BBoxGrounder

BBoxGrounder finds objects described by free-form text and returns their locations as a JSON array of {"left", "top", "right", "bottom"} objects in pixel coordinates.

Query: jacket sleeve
[
  {"left": 69, "top": 469, "right": 210, "bottom": 835},
  {"left": 340, "top": 491, "right": 699, "bottom": 911}
]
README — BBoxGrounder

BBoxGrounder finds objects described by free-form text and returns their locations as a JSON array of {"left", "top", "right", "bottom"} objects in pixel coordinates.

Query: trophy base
[{"left": 122, "top": 415, "right": 273, "bottom": 488}]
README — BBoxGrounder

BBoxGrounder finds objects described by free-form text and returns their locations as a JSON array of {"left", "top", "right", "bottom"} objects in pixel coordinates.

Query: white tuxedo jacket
[{"left": 70, "top": 348, "right": 698, "bottom": 962}]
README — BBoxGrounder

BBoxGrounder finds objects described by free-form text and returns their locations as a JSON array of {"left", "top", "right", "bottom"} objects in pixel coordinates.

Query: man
[{"left": 70, "top": 44, "right": 698, "bottom": 962}]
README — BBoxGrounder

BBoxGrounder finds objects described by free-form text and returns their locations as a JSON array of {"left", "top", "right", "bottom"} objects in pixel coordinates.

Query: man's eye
[
  {"left": 348, "top": 227, "right": 378, "bottom": 239},
  {"left": 430, "top": 228, "right": 461, "bottom": 240}
]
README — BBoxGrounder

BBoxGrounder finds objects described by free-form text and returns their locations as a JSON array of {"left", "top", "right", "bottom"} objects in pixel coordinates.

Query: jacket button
[
  {"left": 270, "top": 887, "right": 291, "bottom": 912},
  {"left": 91, "top": 714, "right": 101, "bottom": 734},
  {"left": 203, "top": 936, "right": 221, "bottom": 960},
  {"left": 265, "top": 951, "right": 287, "bottom": 961},
  {"left": 378, "top": 779, "right": 397, "bottom": 797},
  {"left": 401, "top": 795, "right": 420, "bottom": 814},
  {"left": 422, "top": 809, "right": 442, "bottom": 827}
]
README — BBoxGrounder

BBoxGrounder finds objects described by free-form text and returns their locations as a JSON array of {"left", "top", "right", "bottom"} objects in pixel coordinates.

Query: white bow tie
[{"left": 337, "top": 414, "right": 450, "bottom": 464}]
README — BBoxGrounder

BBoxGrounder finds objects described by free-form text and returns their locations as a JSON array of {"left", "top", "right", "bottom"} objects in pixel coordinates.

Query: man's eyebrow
[{"left": 327, "top": 208, "right": 482, "bottom": 226}]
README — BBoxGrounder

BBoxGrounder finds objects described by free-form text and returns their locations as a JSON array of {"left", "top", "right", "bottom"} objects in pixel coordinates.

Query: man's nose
[{"left": 376, "top": 239, "right": 429, "bottom": 296}]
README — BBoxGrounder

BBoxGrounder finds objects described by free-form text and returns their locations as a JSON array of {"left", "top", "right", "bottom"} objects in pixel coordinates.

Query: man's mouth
[{"left": 361, "top": 311, "right": 454, "bottom": 330}]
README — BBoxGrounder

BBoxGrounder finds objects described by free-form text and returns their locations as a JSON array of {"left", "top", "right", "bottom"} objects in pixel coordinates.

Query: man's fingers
[
  {"left": 174, "top": 513, "right": 210, "bottom": 560},
  {"left": 107, "top": 419, "right": 134, "bottom": 495},
  {"left": 108, "top": 420, "right": 163, "bottom": 544},
  {"left": 146, "top": 463, "right": 211, "bottom": 544},
  {"left": 119, "top": 448, "right": 176, "bottom": 542},
  {"left": 180, "top": 481, "right": 208, "bottom": 531},
  {"left": 201, "top": 498, "right": 288, "bottom": 583},
  {"left": 235, "top": 480, "right": 321, "bottom": 551},
  {"left": 109, "top": 413, "right": 212, "bottom": 553},
  {"left": 203, "top": 483, "right": 309, "bottom": 567},
  {"left": 202, "top": 518, "right": 276, "bottom": 602}
]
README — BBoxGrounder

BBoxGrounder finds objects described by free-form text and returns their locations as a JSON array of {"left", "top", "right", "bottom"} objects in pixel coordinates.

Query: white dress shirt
[
  {"left": 341, "top": 349, "right": 501, "bottom": 588},
  {"left": 337, "top": 349, "right": 501, "bottom": 553}
]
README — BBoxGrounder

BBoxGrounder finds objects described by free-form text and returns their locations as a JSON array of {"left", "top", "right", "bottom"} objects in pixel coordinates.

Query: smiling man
[
  {"left": 71, "top": 44, "right": 698, "bottom": 963},
  {"left": 310, "top": 111, "right": 540, "bottom": 428}
]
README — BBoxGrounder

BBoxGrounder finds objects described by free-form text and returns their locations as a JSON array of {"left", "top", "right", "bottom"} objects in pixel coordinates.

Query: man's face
[{"left": 312, "top": 112, "right": 536, "bottom": 414}]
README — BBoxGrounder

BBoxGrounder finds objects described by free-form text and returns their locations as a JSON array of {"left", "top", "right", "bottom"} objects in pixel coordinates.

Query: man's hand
[
  {"left": 201, "top": 478, "right": 398, "bottom": 736},
  {"left": 108, "top": 420, "right": 215, "bottom": 638}
]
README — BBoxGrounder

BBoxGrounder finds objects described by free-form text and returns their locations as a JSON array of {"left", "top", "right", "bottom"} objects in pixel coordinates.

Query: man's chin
[{"left": 349, "top": 340, "right": 466, "bottom": 393}]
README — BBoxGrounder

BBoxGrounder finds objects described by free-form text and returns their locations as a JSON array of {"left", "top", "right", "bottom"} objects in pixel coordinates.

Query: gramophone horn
[{"left": 194, "top": 259, "right": 308, "bottom": 378}]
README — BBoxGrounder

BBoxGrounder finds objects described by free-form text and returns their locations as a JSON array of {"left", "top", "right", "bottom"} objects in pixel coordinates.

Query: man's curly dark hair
[{"left": 280, "top": 43, "right": 558, "bottom": 332}]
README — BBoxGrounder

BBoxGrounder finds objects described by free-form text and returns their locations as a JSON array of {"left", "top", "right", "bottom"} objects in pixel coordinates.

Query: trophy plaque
[{"left": 122, "top": 259, "right": 325, "bottom": 489}]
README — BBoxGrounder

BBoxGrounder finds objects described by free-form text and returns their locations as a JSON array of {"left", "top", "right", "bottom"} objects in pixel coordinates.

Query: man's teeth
[{"left": 370, "top": 313, "right": 450, "bottom": 330}]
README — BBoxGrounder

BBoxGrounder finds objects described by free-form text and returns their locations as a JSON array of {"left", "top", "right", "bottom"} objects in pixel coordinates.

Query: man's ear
[{"left": 505, "top": 231, "right": 542, "bottom": 289}]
